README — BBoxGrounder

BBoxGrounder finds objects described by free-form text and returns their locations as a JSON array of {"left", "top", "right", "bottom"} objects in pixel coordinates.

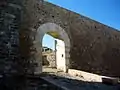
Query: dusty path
[{"left": 41, "top": 67, "right": 120, "bottom": 90}]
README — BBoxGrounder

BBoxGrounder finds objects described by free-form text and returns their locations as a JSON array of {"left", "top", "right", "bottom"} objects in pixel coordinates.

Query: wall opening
[
  {"left": 34, "top": 23, "right": 70, "bottom": 74},
  {"left": 42, "top": 33, "right": 66, "bottom": 73},
  {"left": 42, "top": 34, "right": 56, "bottom": 68}
]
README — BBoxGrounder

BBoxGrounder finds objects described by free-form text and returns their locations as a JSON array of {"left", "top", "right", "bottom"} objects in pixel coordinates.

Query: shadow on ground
[
  {"left": 0, "top": 75, "right": 27, "bottom": 90},
  {"left": 0, "top": 73, "right": 119, "bottom": 90},
  {"left": 41, "top": 72, "right": 120, "bottom": 90},
  {"left": 0, "top": 74, "right": 62, "bottom": 90}
]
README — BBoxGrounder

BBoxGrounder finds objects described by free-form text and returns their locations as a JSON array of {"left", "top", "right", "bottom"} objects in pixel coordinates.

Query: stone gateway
[{"left": 1, "top": 0, "right": 120, "bottom": 77}]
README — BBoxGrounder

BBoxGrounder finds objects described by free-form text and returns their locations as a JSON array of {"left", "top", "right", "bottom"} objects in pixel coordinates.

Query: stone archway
[{"left": 34, "top": 23, "right": 70, "bottom": 74}]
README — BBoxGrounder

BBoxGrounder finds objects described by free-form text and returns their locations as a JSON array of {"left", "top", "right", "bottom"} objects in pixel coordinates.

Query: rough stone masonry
[
  {"left": 1, "top": 0, "right": 120, "bottom": 77},
  {"left": 0, "top": 0, "right": 23, "bottom": 75}
]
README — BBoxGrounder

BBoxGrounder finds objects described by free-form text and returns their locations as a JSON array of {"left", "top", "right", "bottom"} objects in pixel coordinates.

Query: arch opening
[
  {"left": 34, "top": 23, "right": 70, "bottom": 74},
  {"left": 42, "top": 33, "right": 66, "bottom": 73}
]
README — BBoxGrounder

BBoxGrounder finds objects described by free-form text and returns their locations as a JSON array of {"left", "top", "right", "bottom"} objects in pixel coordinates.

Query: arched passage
[{"left": 34, "top": 23, "right": 70, "bottom": 74}]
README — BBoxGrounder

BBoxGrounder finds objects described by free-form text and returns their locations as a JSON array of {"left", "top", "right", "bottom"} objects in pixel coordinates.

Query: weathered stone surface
[
  {"left": 20, "top": 0, "right": 120, "bottom": 77},
  {"left": 47, "top": 54, "right": 56, "bottom": 67},
  {"left": 0, "top": 0, "right": 23, "bottom": 75},
  {"left": 42, "top": 52, "right": 56, "bottom": 67},
  {"left": 1, "top": 0, "right": 120, "bottom": 77}
]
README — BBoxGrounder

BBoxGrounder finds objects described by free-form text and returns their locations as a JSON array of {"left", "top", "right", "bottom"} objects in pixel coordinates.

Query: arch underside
[{"left": 34, "top": 23, "right": 70, "bottom": 74}]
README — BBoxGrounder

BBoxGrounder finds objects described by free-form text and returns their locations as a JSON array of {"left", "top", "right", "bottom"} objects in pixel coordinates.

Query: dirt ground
[{"left": 42, "top": 67, "right": 120, "bottom": 90}]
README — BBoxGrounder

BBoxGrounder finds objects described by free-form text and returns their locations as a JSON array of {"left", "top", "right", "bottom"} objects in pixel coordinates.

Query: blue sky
[
  {"left": 43, "top": 0, "right": 120, "bottom": 49},
  {"left": 42, "top": 34, "right": 55, "bottom": 50}
]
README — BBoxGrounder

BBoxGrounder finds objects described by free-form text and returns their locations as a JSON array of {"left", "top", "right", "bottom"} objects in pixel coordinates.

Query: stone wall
[
  {"left": 0, "top": 0, "right": 23, "bottom": 75},
  {"left": 42, "top": 52, "right": 56, "bottom": 67},
  {"left": 21, "top": 0, "right": 120, "bottom": 77},
  {"left": 1, "top": 0, "right": 120, "bottom": 77}
]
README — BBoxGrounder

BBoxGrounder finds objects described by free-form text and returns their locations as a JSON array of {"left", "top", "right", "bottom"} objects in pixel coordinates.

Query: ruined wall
[
  {"left": 42, "top": 52, "right": 56, "bottom": 67},
  {"left": 22, "top": 0, "right": 120, "bottom": 77},
  {"left": 0, "top": 0, "right": 23, "bottom": 75}
]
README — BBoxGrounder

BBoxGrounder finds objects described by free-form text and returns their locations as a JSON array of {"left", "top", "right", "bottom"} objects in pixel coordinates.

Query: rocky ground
[
  {"left": 26, "top": 76, "right": 63, "bottom": 90},
  {"left": 42, "top": 67, "right": 120, "bottom": 90},
  {"left": 0, "top": 67, "right": 119, "bottom": 90},
  {"left": 0, "top": 75, "right": 63, "bottom": 90}
]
